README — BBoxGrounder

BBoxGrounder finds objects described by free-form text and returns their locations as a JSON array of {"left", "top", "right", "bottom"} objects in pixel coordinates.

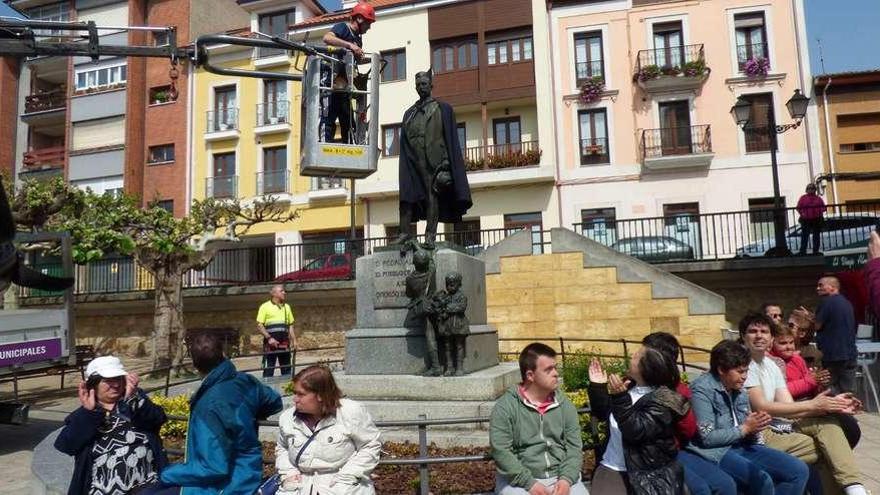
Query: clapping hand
[
  {"left": 589, "top": 358, "right": 607, "bottom": 385},
  {"left": 811, "top": 389, "right": 851, "bottom": 413},
  {"left": 78, "top": 380, "right": 96, "bottom": 411},
  {"left": 811, "top": 368, "right": 831, "bottom": 387},
  {"left": 741, "top": 411, "right": 772, "bottom": 435},
  {"left": 608, "top": 374, "right": 632, "bottom": 395},
  {"left": 834, "top": 392, "right": 863, "bottom": 415}
]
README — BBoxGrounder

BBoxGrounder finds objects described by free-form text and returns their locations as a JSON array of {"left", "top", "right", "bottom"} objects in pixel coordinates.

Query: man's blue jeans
[
  {"left": 719, "top": 445, "right": 809, "bottom": 495},
  {"left": 677, "top": 450, "right": 737, "bottom": 495}
]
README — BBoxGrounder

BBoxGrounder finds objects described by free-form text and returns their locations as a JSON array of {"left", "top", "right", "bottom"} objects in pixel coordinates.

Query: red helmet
[{"left": 351, "top": 2, "right": 376, "bottom": 23}]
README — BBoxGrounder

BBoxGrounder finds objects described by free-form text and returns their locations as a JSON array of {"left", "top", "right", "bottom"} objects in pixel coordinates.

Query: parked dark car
[
  {"left": 274, "top": 253, "right": 353, "bottom": 282},
  {"left": 611, "top": 236, "right": 695, "bottom": 263},
  {"left": 735, "top": 214, "right": 880, "bottom": 257}
]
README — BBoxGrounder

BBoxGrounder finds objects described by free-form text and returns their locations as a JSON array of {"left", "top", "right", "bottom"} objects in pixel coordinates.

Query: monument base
[{"left": 345, "top": 324, "right": 498, "bottom": 375}]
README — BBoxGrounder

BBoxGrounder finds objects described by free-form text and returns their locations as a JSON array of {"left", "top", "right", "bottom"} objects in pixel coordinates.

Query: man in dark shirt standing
[
  {"left": 815, "top": 275, "right": 858, "bottom": 393},
  {"left": 321, "top": 2, "right": 375, "bottom": 143}
]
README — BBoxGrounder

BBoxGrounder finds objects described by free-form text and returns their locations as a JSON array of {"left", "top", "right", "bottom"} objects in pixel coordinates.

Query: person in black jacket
[
  {"left": 589, "top": 346, "right": 689, "bottom": 495},
  {"left": 55, "top": 356, "right": 168, "bottom": 495}
]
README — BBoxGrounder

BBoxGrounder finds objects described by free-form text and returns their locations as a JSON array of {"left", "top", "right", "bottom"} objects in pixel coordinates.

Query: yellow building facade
[
  {"left": 191, "top": 1, "right": 365, "bottom": 257},
  {"left": 815, "top": 70, "right": 880, "bottom": 205}
]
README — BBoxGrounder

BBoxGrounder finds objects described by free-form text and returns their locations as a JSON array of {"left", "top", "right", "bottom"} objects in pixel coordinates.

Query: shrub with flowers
[
  {"left": 744, "top": 57, "right": 770, "bottom": 77},
  {"left": 578, "top": 76, "right": 606, "bottom": 104},
  {"left": 682, "top": 59, "right": 708, "bottom": 78},
  {"left": 634, "top": 64, "right": 662, "bottom": 82}
]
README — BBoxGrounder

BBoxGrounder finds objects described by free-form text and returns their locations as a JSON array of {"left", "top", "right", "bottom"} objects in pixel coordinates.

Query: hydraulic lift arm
[{"left": 0, "top": 18, "right": 339, "bottom": 80}]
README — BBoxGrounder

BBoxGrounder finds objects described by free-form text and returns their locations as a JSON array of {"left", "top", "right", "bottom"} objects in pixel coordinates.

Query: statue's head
[
  {"left": 445, "top": 271, "right": 462, "bottom": 293},
  {"left": 412, "top": 249, "right": 431, "bottom": 271},
  {"left": 414, "top": 69, "right": 433, "bottom": 99}
]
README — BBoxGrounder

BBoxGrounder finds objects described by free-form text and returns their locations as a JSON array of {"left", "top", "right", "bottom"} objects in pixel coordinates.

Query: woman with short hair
[{"left": 275, "top": 365, "right": 381, "bottom": 494}]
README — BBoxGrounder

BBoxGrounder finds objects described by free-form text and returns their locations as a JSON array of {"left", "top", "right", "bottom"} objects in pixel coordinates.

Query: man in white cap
[{"left": 55, "top": 355, "right": 169, "bottom": 495}]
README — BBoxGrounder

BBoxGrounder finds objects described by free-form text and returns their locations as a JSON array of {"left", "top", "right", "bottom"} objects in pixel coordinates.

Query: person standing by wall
[
  {"left": 796, "top": 183, "right": 825, "bottom": 255},
  {"left": 257, "top": 284, "right": 297, "bottom": 378},
  {"left": 815, "top": 276, "right": 858, "bottom": 393}
]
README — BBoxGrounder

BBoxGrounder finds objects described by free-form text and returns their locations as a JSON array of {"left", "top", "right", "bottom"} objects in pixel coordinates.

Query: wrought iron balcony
[
  {"left": 311, "top": 177, "right": 345, "bottom": 191},
  {"left": 256, "top": 170, "right": 289, "bottom": 195},
  {"left": 22, "top": 146, "right": 65, "bottom": 169},
  {"left": 464, "top": 141, "right": 541, "bottom": 171},
  {"left": 256, "top": 101, "right": 290, "bottom": 127},
  {"left": 575, "top": 60, "right": 604, "bottom": 88},
  {"left": 641, "top": 124, "right": 713, "bottom": 170},
  {"left": 206, "top": 175, "right": 238, "bottom": 199},
  {"left": 206, "top": 109, "right": 239, "bottom": 133},
  {"left": 634, "top": 44, "right": 708, "bottom": 92},
  {"left": 23, "top": 88, "right": 66, "bottom": 114},
  {"left": 579, "top": 137, "right": 610, "bottom": 165},
  {"left": 736, "top": 42, "right": 770, "bottom": 72}
]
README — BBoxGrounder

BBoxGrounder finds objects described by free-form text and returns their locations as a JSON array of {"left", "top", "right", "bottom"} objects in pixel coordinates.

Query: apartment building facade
[
  {"left": 290, "top": 0, "right": 558, "bottom": 253},
  {"left": 814, "top": 70, "right": 880, "bottom": 206},
  {"left": 548, "top": 0, "right": 822, "bottom": 247},
  {"left": 6, "top": 0, "right": 249, "bottom": 217},
  {"left": 192, "top": 0, "right": 353, "bottom": 262}
]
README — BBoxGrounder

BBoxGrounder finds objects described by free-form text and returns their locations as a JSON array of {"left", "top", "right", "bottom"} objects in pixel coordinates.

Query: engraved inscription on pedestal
[{"left": 372, "top": 252, "right": 413, "bottom": 309}]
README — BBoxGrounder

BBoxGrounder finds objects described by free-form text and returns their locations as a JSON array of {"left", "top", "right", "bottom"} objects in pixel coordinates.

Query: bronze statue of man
[{"left": 396, "top": 70, "right": 472, "bottom": 249}]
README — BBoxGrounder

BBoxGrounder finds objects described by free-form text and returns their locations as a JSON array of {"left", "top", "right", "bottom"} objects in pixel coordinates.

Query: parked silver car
[
  {"left": 611, "top": 236, "right": 695, "bottom": 262},
  {"left": 735, "top": 215, "right": 880, "bottom": 257}
]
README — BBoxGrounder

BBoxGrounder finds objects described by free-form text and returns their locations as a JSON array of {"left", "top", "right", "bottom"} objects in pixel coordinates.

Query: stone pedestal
[{"left": 345, "top": 248, "right": 499, "bottom": 375}]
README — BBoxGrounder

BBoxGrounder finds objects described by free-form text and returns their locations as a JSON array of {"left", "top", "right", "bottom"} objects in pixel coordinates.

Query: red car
[{"left": 274, "top": 253, "right": 354, "bottom": 282}]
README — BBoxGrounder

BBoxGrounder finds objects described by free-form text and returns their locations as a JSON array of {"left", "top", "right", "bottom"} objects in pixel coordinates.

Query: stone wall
[
  {"left": 486, "top": 252, "right": 727, "bottom": 358},
  {"left": 74, "top": 298, "right": 354, "bottom": 359}
]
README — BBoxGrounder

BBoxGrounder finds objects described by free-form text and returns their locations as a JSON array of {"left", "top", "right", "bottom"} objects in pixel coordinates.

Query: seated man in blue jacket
[{"left": 157, "top": 332, "right": 283, "bottom": 494}]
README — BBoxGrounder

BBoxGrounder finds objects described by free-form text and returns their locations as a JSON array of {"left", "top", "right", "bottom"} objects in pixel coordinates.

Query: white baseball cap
[{"left": 85, "top": 356, "right": 128, "bottom": 379}]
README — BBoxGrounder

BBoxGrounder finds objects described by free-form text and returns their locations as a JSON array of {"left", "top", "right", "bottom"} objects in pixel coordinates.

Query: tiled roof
[
  {"left": 290, "top": 0, "right": 420, "bottom": 29},
  {"left": 815, "top": 68, "right": 880, "bottom": 79},
  {"left": 814, "top": 68, "right": 880, "bottom": 85}
]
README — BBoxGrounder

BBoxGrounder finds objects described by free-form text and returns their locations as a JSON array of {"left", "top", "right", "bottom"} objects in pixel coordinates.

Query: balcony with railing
[
  {"left": 206, "top": 175, "right": 238, "bottom": 199},
  {"left": 256, "top": 170, "right": 289, "bottom": 195},
  {"left": 308, "top": 177, "right": 347, "bottom": 201},
  {"left": 23, "top": 88, "right": 66, "bottom": 117},
  {"left": 464, "top": 141, "right": 541, "bottom": 172},
  {"left": 205, "top": 109, "right": 239, "bottom": 140},
  {"left": 641, "top": 124, "right": 713, "bottom": 171},
  {"left": 579, "top": 137, "right": 610, "bottom": 165},
  {"left": 736, "top": 42, "right": 770, "bottom": 73},
  {"left": 255, "top": 101, "right": 291, "bottom": 134},
  {"left": 575, "top": 60, "right": 604, "bottom": 88},
  {"left": 22, "top": 146, "right": 65, "bottom": 171},
  {"left": 634, "top": 44, "right": 709, "bottom": 93}
]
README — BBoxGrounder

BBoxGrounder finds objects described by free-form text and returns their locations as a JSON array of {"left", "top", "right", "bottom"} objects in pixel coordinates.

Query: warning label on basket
[{"left": 321, "top": 145, "right": 364, "bottom": 157}]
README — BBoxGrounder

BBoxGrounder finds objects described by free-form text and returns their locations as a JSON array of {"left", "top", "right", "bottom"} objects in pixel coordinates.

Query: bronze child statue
[
  {"left": 431, "top": 271, "right": 470, "bottom": 376},
  {"left": 403, "top": 248, "right": 444, "bottom": 376}
]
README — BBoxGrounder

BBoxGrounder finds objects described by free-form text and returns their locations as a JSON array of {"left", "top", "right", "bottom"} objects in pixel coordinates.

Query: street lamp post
[{"left": 731, "top": 89, "right": 810, "bottom": 257}]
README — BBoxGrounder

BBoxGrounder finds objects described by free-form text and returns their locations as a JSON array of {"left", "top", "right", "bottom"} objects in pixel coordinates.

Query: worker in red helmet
[{"left": 321, "top": 2, "right": 375, "bottom": 143}]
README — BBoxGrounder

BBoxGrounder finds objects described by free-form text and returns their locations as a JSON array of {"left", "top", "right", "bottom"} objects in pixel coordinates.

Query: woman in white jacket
[{"left": 276, "top": 365, "right": 381, "bottom": 495}]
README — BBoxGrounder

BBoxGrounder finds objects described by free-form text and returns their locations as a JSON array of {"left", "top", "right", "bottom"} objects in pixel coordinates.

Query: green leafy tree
[{"left": 7, "top": 177, "right": 298, "bottom": 369}]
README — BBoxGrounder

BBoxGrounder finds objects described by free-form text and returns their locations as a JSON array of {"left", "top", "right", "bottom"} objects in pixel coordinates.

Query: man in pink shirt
[{"left": 796, "top": 183, "right": 825, "bottom": 255}]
